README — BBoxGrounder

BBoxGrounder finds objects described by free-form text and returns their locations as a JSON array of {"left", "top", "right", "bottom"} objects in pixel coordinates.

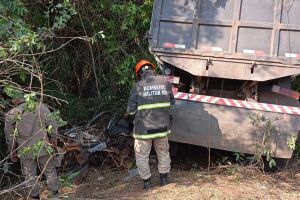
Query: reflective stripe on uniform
[
  {"left": 133, "top": 130, "right": 171, "bottom": 139},
  {"left": 137, "top": 102, "right": 171, "bottom": 111}
]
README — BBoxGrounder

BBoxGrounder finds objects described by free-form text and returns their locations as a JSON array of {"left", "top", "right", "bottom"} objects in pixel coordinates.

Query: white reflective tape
[
  {"left": 164, "top": 43, "right": 186, "bottom": 49},
  {"left": 191, "top": 95, "right": 200, "bottom": 101},
  {"left": 283, "top": 106, "right": 292, "bottom": 114},
  {"left": 273, "top": 105, "right": 282, "bottom": 113},
  {"left": 211, "top": 97, "right": 220, "bottom": 104},
  {"left": 261, "top": 103, "right": 272, "bottom": 111},
  {"left": 293, "top": 107, "right": 300, "bottom": 114},
  {"left": 202, "top": 96, "right": 211, "bottom": 102},
  {"left": 252, "top": 102, "right": 261, "bottom": 110},
  {"left": 174, "top": 44, "right": 186, "bottom": 49},
  {"left": 174, "top": 92, "right": 182, "bottom": 98},
  {"left": 243, "top": 49, "right": 255, "bottom": 54},
  {"left": 242, "top": 101, "right": 251, "bottom": 109},
  {"left": 223, "top": 98, "right": 231, "bottom": 106},
  {"left": 232, "top": 100, "right": 242, "bottom": 107},
  {"left": 182, "top": 94, "right": 189, "bottom": 100},
  {"left": 285, "top": 53, "right": 298, "bottom": 58},
  {"left": 211, "top": 47, "right": 223, "bottom": 52}
]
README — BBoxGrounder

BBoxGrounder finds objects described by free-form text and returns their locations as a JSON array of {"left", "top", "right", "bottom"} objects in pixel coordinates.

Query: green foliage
[
  {"left": 59, "top": 94, "right": 96, "bottom": 123},
  {"left": 0, "top": 0, "right": 155, "bottom": 156},
  {"left": 292, "top": 75, "right": 300, "bottom": 92},
  {"left": 59, "top": 170, "right": 83, "bottom": 188},
  {"left": 24, "top": 92, "right": 37, "bottom": 112},
  {"left": 249, "top": 113, "right": 278, "bottom": 169},
  {"left": 3, "top": 85, "right": 23, "bottom": 99},
  {"left": 115, "top": 56, "right": 137, "bottom": 91},
  {"left": 287, "top": 135, "right": 297, "bottom": 151},
  {"left": 288, "top": 135, "right": 300, "bottom": 157},
  {"left": 8, "top": 31, "right": 43, "bottom": 52},
  {"left": 0, "top": 46, "right": 8, "bottom": 58},
  {"left": 59, "top": 175, "right": 73, "bottom": 188},
  {"left": 234, "top": 152, "right": 245, "bottom": 163},
  {"left": 20, "top": 140, "right": 52, "bottom": 158},
  {"left": 48, "top": 0, "right": 77, "bottom": 29},
  {"left": 48, "top": 110, "right": 68, "bottom": 127},
  {"left": 0, "top": 0, "right": 27, "bottom": 16}
]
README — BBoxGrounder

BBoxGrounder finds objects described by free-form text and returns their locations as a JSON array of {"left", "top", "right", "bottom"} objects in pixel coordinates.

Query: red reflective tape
[
  {"left": 227, "top": 99, "right": 235, "bottom": 107},
  {"left": 217, "top": 98, "right": 226, "bottom": 106},
  {"left": 198, "top": 95, "right": 207, "bottom": 102},
  {"left": 164, "top": 43, "right": 175, "bottom": 48},
  {"left": 257, "top": 103, "right": 265, "bottom": 111},
  {"left": 241, "top": 101, "right": 252, "bottom": 109},
  {"left": 272, "top": 85, "right": 300, "bottom": 99},
  {"left": 266, "top": 104, "right": 276, "bottom": 112},
  {"left": 255, "top": 50, "right": 265, "bottom": 56}
]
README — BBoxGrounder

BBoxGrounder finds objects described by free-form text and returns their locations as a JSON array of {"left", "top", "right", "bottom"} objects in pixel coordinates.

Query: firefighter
[
  {"left": 4, "top": 98, "right": 59, "bottom": 199},
  {"left": 126, "top": 60, "right": 175, "bottom": 189}
]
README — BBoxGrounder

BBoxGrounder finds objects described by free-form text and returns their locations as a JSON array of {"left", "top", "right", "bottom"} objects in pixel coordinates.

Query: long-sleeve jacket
[
  {"left": 127, "top": 70, "right": 175, "bottom": 139},
  {"left": 4, "top": 102, "right": 58, "bottom": 159}
]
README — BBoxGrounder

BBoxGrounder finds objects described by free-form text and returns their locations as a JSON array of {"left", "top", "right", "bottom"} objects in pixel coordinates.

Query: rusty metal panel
[
  {"left": 161, "top": 0, "right": 197, "bottom": 18},
  {"left": 236, "top": 27, "right": 272, "bottom": 55},
  {"left": 281, "top": 0, "right": 300, "bottom": 25},
  {"left": 279, "top": 30, "right": 300, "bottom": 57},
  {"left": 197, "top": 25, "right": 231, "bottom": 51},
  {"left": 240, "top": 0, "right": 275, "bottom": 22},
  {"left": 170, "top": 100, "right": 300, "bottom": 158},
  {"left": 149, "top": 0, "right": 300, "bottom": 80},
  {"left": 158, "top": 22, "right": 193, "bottom": 48},
  {"left": 199, "top": 0, "right": 235, "bottom": 21}
]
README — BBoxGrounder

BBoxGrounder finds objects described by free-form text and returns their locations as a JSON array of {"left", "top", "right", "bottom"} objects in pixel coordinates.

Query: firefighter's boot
[
  {"left": 160, "top": 173, "right": 168, "bottom": 186},
  {"left": 143, "top": 178, "right": 151, "bottom": 190}
]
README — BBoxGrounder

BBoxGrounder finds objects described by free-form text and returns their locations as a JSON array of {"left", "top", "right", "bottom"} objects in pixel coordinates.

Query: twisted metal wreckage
[{"left": 54, "top": 112, "right": 133, "bottom": 185}]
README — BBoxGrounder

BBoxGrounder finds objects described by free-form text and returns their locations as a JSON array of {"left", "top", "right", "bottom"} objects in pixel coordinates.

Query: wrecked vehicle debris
[{"left": 55, "top": 112, "right": 134, "bottom": 183}]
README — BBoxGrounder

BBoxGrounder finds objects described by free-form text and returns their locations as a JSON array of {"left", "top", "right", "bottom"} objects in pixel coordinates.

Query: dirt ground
[{"left": 61, "top": 160, "right": 300, "bottom": 200}]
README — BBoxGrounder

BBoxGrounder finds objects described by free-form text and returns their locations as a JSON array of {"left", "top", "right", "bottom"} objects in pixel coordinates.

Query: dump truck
[{"left": 148, "top": 0, "right": 300, "bottom": 159}]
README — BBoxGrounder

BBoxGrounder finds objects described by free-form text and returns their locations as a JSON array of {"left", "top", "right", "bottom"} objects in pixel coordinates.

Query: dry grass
[
  {"left": 2, "top": 159, "right": 299, "bottom": 199},
  {"left": 67, "top": 159, "right": 300, "bottom": 200}
]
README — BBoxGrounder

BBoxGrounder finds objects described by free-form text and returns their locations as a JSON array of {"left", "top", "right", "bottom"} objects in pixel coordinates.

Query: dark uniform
[{"left": 127, "top": 69, "right": 175, "bottom": 181}]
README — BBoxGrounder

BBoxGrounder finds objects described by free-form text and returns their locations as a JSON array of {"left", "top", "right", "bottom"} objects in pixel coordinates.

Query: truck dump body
[
  {"left": 149, "top": 0, "right": 300, "bottom": 158},
  {"left": 149, "top": 0, "right": 300, "bottom": 81}
]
